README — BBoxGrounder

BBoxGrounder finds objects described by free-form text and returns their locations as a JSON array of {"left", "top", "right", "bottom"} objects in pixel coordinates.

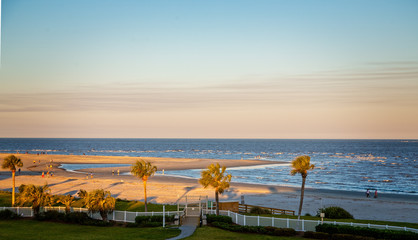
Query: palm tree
[
  {"left": 199, "top": 163, "right": 232, "bottom": 215},
  {"left": 17, "top": 184, "right": 52, "bottom": 215},
  {"left": 2, "top": 155, "right": 23, "bottom": 206},
  {"left": 57, "top": 194, "right": 75, "bottom": 214},
  {"left": 78, "top": 189, "right": 115, "bottom": 221},
  {"left": 290, "top": 155, "right": 315, "bottom": 221},
  {"left": 131, "top": 159, "right": 157, "bottom": 212}
]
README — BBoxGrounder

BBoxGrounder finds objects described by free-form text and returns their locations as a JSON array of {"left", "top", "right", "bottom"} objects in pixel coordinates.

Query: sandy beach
[{"left": 0, "top": 153, "right": 417, "bottom": 223}]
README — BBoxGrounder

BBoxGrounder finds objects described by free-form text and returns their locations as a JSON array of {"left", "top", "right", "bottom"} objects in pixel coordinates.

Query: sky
[{"left": 0, "top": 0, "right": 417, "bottom": 139}]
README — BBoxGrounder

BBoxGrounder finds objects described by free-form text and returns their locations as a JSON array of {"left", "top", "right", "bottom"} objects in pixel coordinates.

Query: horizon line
[{"left": 0, "top": 137, "right": 416, "bottom": 140}]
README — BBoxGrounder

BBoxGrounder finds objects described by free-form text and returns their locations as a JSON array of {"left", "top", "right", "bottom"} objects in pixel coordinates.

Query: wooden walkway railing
[{"left": 238, "top": 204, "right": 295, "bottom": 216}]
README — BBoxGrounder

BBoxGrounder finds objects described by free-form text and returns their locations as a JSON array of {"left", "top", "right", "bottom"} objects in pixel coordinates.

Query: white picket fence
[
  {"left": 2, "top": 206, "right": 416, "bottom": 234},
  {"left": 204, "top": 209, "right": 418, "bottom": 233},
  {"left": 1, "top": 206, "right": 184, "bottom": 223}
]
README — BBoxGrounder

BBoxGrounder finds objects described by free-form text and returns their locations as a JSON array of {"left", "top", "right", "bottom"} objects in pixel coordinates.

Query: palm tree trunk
[
  {"left": 298, "top": 176, "right": 306, "bottom": 221},
  {"left": 215, "top": 190, "right": 219, "bottom": 216},
  {"left": 100, "top": 210, "right": 108, "bottom": 222},
  {"left": 143, "top": 180, "right": 148, "bottom": 212},
  {"left": 12, "top": 170, "right": 16, "bottom": 206}
]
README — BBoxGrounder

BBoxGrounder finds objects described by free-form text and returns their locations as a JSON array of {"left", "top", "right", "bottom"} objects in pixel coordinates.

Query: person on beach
[
  {"left": 18, "top": 168, "right": 21, "bottom": 175},
  {"left": 42, "top": 172, "right": 44, "bottom": 178},
  {"left": 366, "top": 189, "right": 370, "bottom": 197},
  {"left": 112, "top": 170, "right": 114, "bottom": 175},
  {"left": 374, "top": 190, "right": 378, "bottom": 198},
  {"left": 117, "top": 169, "right": 120, "bottom": 175}
]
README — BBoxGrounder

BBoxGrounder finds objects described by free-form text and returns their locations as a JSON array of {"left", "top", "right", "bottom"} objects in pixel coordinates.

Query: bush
[
  {"left": 210, "top": 221, "right": 297, "bottom": 237},
  {"left": 0, "top": 209, "right": 19, "bottom": 220},
  {"left": 135, "top": 216, "right": 151, "bottom": 224},
  {"left": 264, "top": 226, "right": 277, "bottom": 233},
  {"left": 83, "top": 219, "right": 112, "bottom": 227},
  {"left": 330, "top": 233, "right": 376, "bottom": 240},
  {"left": 303, "top": 231, "right": 330, "bottom": 239},
  {"left": 35, "top": 210, "right": 65, "bottom": 221},
  {"left": 65, "top": 212, "right": 90, "bottom": 224},
  {"left": 317, "top": 206, "right": 354, "bottom": 219},
  {"left": 134, "top": 215, "right": 174, "bottom": 227},
  {"left": 316, "top": 223, "right": 418, "bottom": 240},
  {"left": 206, "top": 214, "right": 233, "bottom": 224},
  {"left": 142, "top": 222, "right": 162, "bottom": 227},
  {"left": 249, "top": 206, "right": 271, "bottom": 214},
  {"left": 273, "top": 228, "right": 296, "bottom": 236}
]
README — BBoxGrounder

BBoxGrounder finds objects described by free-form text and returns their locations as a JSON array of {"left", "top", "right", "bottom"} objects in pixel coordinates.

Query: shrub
[
  {"left": 273, "top": 228, "right": 296, "bottom": 236},
  {"left": 65, "top": 212, "right": 90, "bottom": 224},
  {"left": 264, "top": 226, "right": 277, "bottom": 233},
  {"left": 317, "top": 206, "right": 354, "bottom": 219},
  {"left": 0, "top": 209, "right": 19, "bottom": 220},
  {"left": 249, "top": 206, "right": 271, "bottom": 214},
  {"left": 150, "top": 215, "right": 164, "bottom": 222},
  {"left": 35, "top": 210, "right": 65, "bottom": 221},
  {"left": 142, "top": 222, "right": 162, "bottom": 227},
  {"left": 303, "top": 231, "right": 330, "bottom": 239},
  {"left": 206, "top": 214, "right": 233, "bottom": 224},
  {"left": 316, "top": 223, "right": 418, "bottom": 240},
  {"left": 330, "top": 233, "right": 376, "bottom": 240},
  {"left": 83, "top": 219, "right": 112, "bottom": 227},
  {"left": 135, "top": 216, "right": 151, "bottom": 224},
  {"left": 134, "top": 215, "right": 173, "bottom": 227},
  {"left": 210, "top": 221, "right": 297, "bottom": 237}
]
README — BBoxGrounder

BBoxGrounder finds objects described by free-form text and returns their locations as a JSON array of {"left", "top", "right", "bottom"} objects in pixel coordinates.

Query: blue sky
[{"left": 0, "top": 0, "right": 417, "bottom": 138}]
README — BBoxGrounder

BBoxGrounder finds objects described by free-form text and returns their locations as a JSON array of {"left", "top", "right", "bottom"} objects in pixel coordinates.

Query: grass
[
  {"left": 242, "top": 213, "right": 418, "bottom": 229},
  {"left": 0, "top": 219, "right": 180, "bottom": 240},
  {"left": 0, "top": 191, "right": 12, "bottom": 207},
  {"left": 115, "top": 199, "right": 178, "bottom": 212},
  {"left": 185, "top": 226, "right": 308, "bottom": 240}
]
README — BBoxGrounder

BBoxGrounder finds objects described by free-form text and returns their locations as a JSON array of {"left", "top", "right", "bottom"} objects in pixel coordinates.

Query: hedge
[
  {"left": 303, "top": 231, "right": 330, "bottom": 239},
  {"left": 317, "top": 206, "right": 354, "bottom": 219},
  {"left": 206, "top": 214, "right": 233, "bottom": 224},
  {"left": 316, "top": 223, "right": 418, "bottom": 240},
  {"left": 0, "top": 209, "right": 20, "bottom": 220},
  {"left": 134, "top": 215, "right": 175, "bottom": 227},
  {"left": 210, "top": 221, "right": 297, "bottom": 237}
]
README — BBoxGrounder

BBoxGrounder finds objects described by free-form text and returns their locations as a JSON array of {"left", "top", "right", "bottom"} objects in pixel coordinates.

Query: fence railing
[
  {"left": 3, "top": 206, "right": 416, "bottom": 234},
  {"left": 238, "top": 204, "right": 295, "bottom": 215},
  {"left": 204, "top": 209, "right": 418, "bottom": 233},
  {"left": 1, "top": 206, "right": 184, "bottom": 223}
]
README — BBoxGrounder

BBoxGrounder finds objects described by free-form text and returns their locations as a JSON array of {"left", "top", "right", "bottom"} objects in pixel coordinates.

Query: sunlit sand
[{"left": 0, "top": 153, "right": 417, "bottom": 223}]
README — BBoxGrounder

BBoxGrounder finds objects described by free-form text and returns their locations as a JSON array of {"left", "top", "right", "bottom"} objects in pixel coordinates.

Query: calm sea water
[{"left": 0, "top": 138, "right": 417, "bottom": 195}]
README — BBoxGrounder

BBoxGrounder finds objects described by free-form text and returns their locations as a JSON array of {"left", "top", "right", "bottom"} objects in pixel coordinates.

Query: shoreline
[{"left": 0, "top": 153, "right": 417, "bottom": 223}]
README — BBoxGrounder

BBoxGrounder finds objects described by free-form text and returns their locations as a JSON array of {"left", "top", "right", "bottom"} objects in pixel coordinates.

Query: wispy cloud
[{"left": 1, "top": 63, "right": 417, "bottom": 113}]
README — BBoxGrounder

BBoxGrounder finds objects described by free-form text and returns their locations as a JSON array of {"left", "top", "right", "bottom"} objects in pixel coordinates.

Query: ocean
[{"left": 0, "top": 138, "right": 417, "bottom": 195}]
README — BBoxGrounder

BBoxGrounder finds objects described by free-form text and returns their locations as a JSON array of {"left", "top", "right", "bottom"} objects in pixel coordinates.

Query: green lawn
[
  {"left": 0, "top": 191, "right": 12, "bottom": 207},
  {"left": 0, "top": 219, "right": 180, "bottom": 240},
  {"left": 115, "top": 199, "right": 178, "bottom": 212},
  {"left": 185, "top": 226, "right": 308, "bottom": 240}
]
